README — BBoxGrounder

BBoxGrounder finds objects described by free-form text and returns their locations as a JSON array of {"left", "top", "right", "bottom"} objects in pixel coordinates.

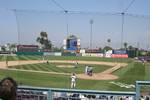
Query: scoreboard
[
  {"left": 67, "top": 39, "right": 77, "bottom": 50},
  {"left": 63, "top": 35, "right": 80, "bottom": 53}
]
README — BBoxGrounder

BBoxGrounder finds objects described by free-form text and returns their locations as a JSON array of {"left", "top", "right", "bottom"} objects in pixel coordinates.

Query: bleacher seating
[{"left": 17, "top": 89, "right": 47, "bottom": 100}]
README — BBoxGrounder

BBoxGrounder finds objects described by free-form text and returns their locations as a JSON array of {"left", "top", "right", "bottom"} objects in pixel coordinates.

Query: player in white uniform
[{"left": 71, "top": 73, "right": 77, "bottom": 88}]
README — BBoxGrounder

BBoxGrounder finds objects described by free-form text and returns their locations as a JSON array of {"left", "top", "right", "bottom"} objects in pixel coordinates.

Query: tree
[
  {"left": 103, "top": 46, "right": 112, "bottom": 52},
  {"left": 36, "top": 31, "right": 52, "bottom": 50},
  {"left": 10, "top": 43, "right": 17, "bottom": 53},
  {"left": 128, "top": 45, "right": 134, "bottom": 50},
  {"left": 147, "top": 51, "right": 150, "bottom": 56},
  {"left": 124, "top": 42, "right": 128, "bottom": 50},
  {"left": 1, "top": 46, "right": 6, "bottom": 52},
  {"left": 107, "top": 38, "right": 111, "bottom": 46},
  {"left": 7, "top": 43, "right": 11, "bottom": 51},
  {"left": 53, "top": 47, "right": 61, "bottom": 52}
]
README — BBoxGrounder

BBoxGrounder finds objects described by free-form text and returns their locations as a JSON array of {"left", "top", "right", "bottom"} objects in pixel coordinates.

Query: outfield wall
[
  {"left": 43, "top": 52, "right": 62, "bottom": 56},
  {"left": 81, "top": 53, "right": 128, "bottom": 58},
  {"left": 81, "top": 53, "right": 104, "bottom": 57},
  {"left": 16, "top": 52, "right": 43, "bottom": 55}
]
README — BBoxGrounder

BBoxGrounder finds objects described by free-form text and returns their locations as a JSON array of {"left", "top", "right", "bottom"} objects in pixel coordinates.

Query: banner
[
  {"left": 111, "top": 54, "right": 128, "bottom": 58},
  {"left": 82, "top": 53, "right": 103, "bottom": 57},
  {"left": 113, "top": 50, "right": 127, "bottom": 54}
]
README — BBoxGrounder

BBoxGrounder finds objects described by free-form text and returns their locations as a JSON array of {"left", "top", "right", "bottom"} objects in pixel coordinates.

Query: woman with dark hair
[{"left": 0, "top": 77, "right": 17, "bottom": 100}]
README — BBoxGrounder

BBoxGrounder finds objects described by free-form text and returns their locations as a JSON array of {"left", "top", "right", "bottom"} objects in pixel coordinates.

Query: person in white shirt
[{"left": 71, "top": 73, "right": 77, "bottom": 88}]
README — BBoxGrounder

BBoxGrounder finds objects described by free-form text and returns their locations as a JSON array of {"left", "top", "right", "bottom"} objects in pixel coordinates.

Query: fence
[
  {"left": 17, "top": 81, "right": 150, "bottom": 100},
  {"left": 136, "top": 81, "right": 150, "bottom": 100},
  {"left": 18, "top": 85, "right": 136, "bottom": 100}
]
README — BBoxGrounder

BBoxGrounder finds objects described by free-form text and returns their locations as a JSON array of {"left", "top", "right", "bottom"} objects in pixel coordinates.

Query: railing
[
  {"left": 18, "top": 85, "right": 136, "bottom": 100},
  {"left": 136, "top": 81, "right": 150, "bottom": 100},
  {"left": 17, "top": 81, "right": 150, "bottom": 100}
]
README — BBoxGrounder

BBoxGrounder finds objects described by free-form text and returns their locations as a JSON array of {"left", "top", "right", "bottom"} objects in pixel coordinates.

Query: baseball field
[{"left": 0, "top": 55, "right": 149, "bottom": 91}]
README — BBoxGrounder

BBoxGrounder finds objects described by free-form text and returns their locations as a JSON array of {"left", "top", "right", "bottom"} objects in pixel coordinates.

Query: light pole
[
  {"left": 90, "top": 19, "right": 94, "bottom": 49},
  {"left": 65, "top": 10, "right": 69, "bottom": 37},
  {"left": 121, "top": 12, "right": 125, "bottom": 49}
]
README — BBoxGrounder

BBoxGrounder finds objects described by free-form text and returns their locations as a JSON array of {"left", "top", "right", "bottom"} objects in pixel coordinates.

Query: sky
[{"left": 0, "top": 0, "right": 150, "bottom": 50}]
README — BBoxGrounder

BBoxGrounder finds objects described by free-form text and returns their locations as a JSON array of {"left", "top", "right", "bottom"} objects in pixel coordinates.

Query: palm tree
[
  {"left": 128, "top": 45, "right": 133, "bottom": 50},
  {"left": 124, "top": 42, "right": 128, "bottom": 50},
  {"left": 107, "top": 38, "right": 111, "bottom": 46},
  {"left": 103, "top": 46, "right": 112, "bottom": 51}
]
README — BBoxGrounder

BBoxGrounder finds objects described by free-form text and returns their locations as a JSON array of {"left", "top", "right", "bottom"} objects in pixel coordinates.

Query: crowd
[
  {"left": 17, "top": 90, "right": 47, "bottom": 100},
  {"left": 53, "top": 92, "right": 135, "bottom": 100}
]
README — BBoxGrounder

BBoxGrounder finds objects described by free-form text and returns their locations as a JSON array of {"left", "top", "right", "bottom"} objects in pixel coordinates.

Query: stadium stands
[{"left": 17, "top": 89, "right": 47, "bottom": 100}]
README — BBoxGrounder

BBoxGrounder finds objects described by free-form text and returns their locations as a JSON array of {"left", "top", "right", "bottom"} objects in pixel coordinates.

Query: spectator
[
  {"left": 141, "top": 95, "right": 145, "bottom": 100},
  {"left": 0, "top": 77, "right": 17, "bottom": 100}
]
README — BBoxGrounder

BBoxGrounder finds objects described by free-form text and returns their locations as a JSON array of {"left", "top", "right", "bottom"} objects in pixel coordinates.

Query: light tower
[{"left": 90, "top": 19, "right": 94, "bottom": 49}]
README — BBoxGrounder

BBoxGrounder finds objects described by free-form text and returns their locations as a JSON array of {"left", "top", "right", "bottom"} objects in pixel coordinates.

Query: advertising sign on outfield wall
[
  {"left": 54, "top": 52, "right": 62, "bottom": 56},
  {"left": 111, "top": 54, "right": 128, "bottom": 58},
  {"left": 105, "top": 54, "right": 112, "bottom": 58},
  {"left": 43, "top": 52, "right": 62, "bottom": 56},
  {"left": 113, "top": 50, "right": 127, "bottom": 54},
  {"left": 82, "top": 53, "right": 103, "bottom": 57}
]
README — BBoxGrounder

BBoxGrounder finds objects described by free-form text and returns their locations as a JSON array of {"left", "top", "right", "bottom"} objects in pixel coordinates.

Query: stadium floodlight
[
  {"left": 121, "top": 12, "right": 125, "bottom": 49},
  {"left": 65, "top": 10, "right": 69, "bottom": 37},
  {"left": 90, "top": 19, "right": 94, "bottom": 49}
]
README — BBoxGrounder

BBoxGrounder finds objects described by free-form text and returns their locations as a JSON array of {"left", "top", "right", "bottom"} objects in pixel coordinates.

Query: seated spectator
[{"left": 0, "top": 77, "right": 17, "bottom": 100}]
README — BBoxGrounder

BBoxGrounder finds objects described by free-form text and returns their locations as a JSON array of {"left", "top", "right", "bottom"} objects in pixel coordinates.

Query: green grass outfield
[
  {"left": 0, "top": 55, "right": 132, "bottom": 63},
  {"left": 0, "top": 55, "right": 149, "bottom": 91},
  {"left": 9, "top": 63, "right": 111, "bottom": 74}
]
